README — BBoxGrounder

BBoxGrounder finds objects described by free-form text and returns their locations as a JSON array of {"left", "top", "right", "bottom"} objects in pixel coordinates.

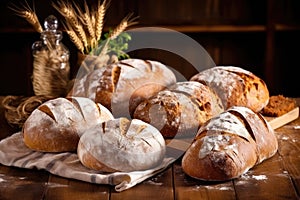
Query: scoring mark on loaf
[
  {"left": 66, "top": 97, "right": 86, "bottom": 121},
  {"left": 101, "top": 121, "right": 106, "bottom": 133},
  {"left": 38, "top": 105, "right": 56, "bottom": 122},
  {"left": 120, "top": 118, "right": 131, "bottom": 136},
  {"left": 227, "top": 110, "right": 256, "bottom": 143},
  {"left": 144, "top": 60, "right": 153, "bottom": 71},
  {"left": 112, "top": 66, "right": 121, "bottom": 91}
]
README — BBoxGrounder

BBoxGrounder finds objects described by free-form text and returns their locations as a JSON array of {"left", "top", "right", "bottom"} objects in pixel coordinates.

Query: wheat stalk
[
  {"left": 53, "top": 0, "right": 138, "bottom": 55},
  {"left": 108, "top": 13, "right": 138, "bottom": 40},
  {"left": 95, "top": 0, "right": 110, "bottom": 42},
  {"left": 67, "top": 30, "right": 85, "bottom": 54},
  {"left": 74, "top": 23, "right": 88, "bottom": 50},
  {"left": 83, "top": 1, "right": 95, "bottom": 39},
  {"left": 53, "top": 0, "right": 90, "bottom": 53},
  {"left": 9, "top": 1, "right": 43, "bottom": 33},
  {"left": 52, "top": 1, "right": 77, "bottom": 26},
  {"left": 83, "top": 13, "right": 95, "bottom": 39},
  {"left": 63, "top": 22, "right": 85, "bottom": 53},
  {"left": 74, "top": 1, "right": 96, "bottom": 49}
]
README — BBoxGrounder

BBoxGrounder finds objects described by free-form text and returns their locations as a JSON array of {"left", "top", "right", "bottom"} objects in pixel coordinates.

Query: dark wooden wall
[{"left": 1, "top": 0, "right": 300, "bottom": 97}]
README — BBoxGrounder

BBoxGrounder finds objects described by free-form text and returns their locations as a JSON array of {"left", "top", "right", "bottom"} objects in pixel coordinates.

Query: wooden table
[{"left": 0, "top": 97, "right": 299, "bottom": 200}]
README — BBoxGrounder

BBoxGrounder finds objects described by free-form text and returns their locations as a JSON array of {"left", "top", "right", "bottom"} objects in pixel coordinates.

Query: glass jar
[{"left": 32, "top": 15, "right": 70, "bottom": 97}]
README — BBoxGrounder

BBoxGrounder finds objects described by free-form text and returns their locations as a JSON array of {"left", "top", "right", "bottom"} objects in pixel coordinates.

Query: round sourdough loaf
[
  {"left": 133, "top": 81, "right": 224, "bottom": 138},
  {"left": 77, "top": 117, "right": 166, "bottom": 172},
  {"left": 181, "top": 106, "right": 278, "bottom": 181},
  {"left": 68, "top": 58, "right": 177, "bottom": 118},
  {"left": 190, "top": 66, "right": 269, "bottom": 112},
  {"left": 22, "top": 97, "right": 114, "bottom": 152}
]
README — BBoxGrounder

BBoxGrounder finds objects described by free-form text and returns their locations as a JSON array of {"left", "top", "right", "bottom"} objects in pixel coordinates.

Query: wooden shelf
[
  {"left": 129, "top": 25, "right": 266, "bottom": 33},
  {"left": 0, "top": 0, "right": 299, "bottom": 97},
  {"left": 275, "top": 24, "right": 300, "bottom": 31}
]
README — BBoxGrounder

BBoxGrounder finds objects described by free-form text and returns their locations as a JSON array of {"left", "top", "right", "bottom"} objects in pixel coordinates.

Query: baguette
[
  {"left": 182, "top": 106, "right": 278, "bottom": 181},
  {"left": 22, "top": 97, "right": 114, "bottom": 152}
]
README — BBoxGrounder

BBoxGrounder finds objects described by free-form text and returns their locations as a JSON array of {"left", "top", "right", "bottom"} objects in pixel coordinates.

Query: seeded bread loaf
[
  {"left": 22, "top": 97, "right": 114, "bottom": 152},
  {"left": 190, "top": 66, "right": 269, "bottom": 112},
  {"left": 77, "top": 117, "right": 166, "bottom": 172},
  {"left": 68, "top": 58, "right": 177, "bottom": 118},
  {"left": 133, "top": 81, "right": 224, "bottom": 138},
  {"left": 182, "top": 106, "right": 278, "bottom": 181}
]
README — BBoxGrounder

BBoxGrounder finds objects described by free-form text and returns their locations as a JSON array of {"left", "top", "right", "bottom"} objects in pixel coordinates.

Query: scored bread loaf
[
  {"left": 190, "top": 66, "right": 269, "bottom": 112},
  {"left": 133, "top": 81, "right": 224, "bottom": 138},
  {"left": 182, "top": 106, "right": 278, "bottom": 181},
  {"left": 77, "top": 117, "right": 166, "bottom": 172},
  {"left": 68, "top": 58, "right": 177, "bottom": 118},
  {"left": 22, "top": 97, "right": 114, "bottom": 152}
]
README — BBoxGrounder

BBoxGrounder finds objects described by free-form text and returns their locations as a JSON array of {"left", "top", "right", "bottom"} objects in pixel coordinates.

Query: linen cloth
[{"left": 0, "top": 132, "right": 176, "bottom": 192}]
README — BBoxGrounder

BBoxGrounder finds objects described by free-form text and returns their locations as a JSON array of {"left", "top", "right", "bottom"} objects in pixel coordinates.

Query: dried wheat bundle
[
  {"left": 52, "top": 0, "right": 138, "bottom": 55},
  {"left": 8, "top": 1, "right": 43, "bottom": 33}
]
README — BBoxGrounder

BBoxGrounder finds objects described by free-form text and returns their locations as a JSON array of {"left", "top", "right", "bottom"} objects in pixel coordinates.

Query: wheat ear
[
  {"left": 108, "top": 13, "right": 139, "bottom": 40},
  {"left": 74, "top": 1, "right": 96, "bottom": 48},
  {"left": 83, "top": 1, "right": 95, "bottom": 39},
  {"left": 95, "top": 0, "right": 110, "bottom": 42},
  {"left": 63, "top": 22, "right": 84, "bottom": 53},
  {"left": 8, "top": 1, "right": 43, "bottom": 33},
  {"left": 73, "top": 23, "right": 88, "bottom": 50},
  {"left": 52, "top": 0, "right": 77, "bottom": 27}
]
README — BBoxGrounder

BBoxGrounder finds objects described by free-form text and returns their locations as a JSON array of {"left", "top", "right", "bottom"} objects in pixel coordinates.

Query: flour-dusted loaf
[
  {"left": 68, "top": 58, "right": 177, "bottom": 118},
  {"left": 182, "top": 106, "right": 278, "bottom": 181},
  {"left": 77, "top": 117, "right": 166, "bottom": 172},
  {"left": 133, "top": 81, "right": 224, "bottom": 138},
  {"left": 190, "top": 66, "right": 269, "bottom": 112},
  {"left": 22, "top": 97, "right": 114, "bottom": 152}
]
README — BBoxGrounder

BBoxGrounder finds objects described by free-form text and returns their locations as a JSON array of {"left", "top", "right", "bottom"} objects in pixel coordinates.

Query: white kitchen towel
[{"left": 0, "top": 132, "right": 176, "bottom": 192}]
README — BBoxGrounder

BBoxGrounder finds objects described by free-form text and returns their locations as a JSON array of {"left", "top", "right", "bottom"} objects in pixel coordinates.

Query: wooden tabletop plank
[
  {"left": 0, "top": 96, "right": 300, "bottom": 199},
  {"left": 234, "top": 110, "right": 300, "bottom": 200},
  {"left": 276, "top": 99, "right": 300, "bottom": 196},
  {"left": 110, "top": 166, "right": 174, "bottom": 200},
  {"left": 276, "top": 122, "right": 300, "bottom": 197},
  {"left": 0, "top": 165, "right": 49, "bottom": 200},
  {"left": 173, "top": 159, "right": 236, "bottom": 200},
  {"left": 234, "top": 153, "right": 298, "bottom": 199},
  {"left": 44, "top": 174, "right": 110, "bottom": 200}
]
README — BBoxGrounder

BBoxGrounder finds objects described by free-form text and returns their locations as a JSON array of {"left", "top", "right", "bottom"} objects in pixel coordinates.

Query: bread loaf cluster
[
  {"left": 22, "top": 59, "right": 275, "bottom": 176},
  {"left": 22, "top": 96, "right": 166, "bottom": 172},
  {"left": 22, "top": 58, "right": 177, "bottom": 172},
  {"left": 182, "top": 106, "right": 278, "bottom": 181}
]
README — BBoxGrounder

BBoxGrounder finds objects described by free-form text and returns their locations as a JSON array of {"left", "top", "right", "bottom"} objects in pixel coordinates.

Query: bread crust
[
  {"left": 133, "top": 81, "right": 224, "bottom": 138},
  {"left": 69, "top": 58, "right": 177, "bottom": 118},
  {"left": 190, "top": 66, "right": 269, "bottom": 112},
  {"left": 77, "top": 118, "right": 166, "bottom": 172},
  {"left": 182, "top": 106, "right": 278, "bottom": 181},
  {"left": 22, "top": 97, "right": 114, "bottom": 152}
]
